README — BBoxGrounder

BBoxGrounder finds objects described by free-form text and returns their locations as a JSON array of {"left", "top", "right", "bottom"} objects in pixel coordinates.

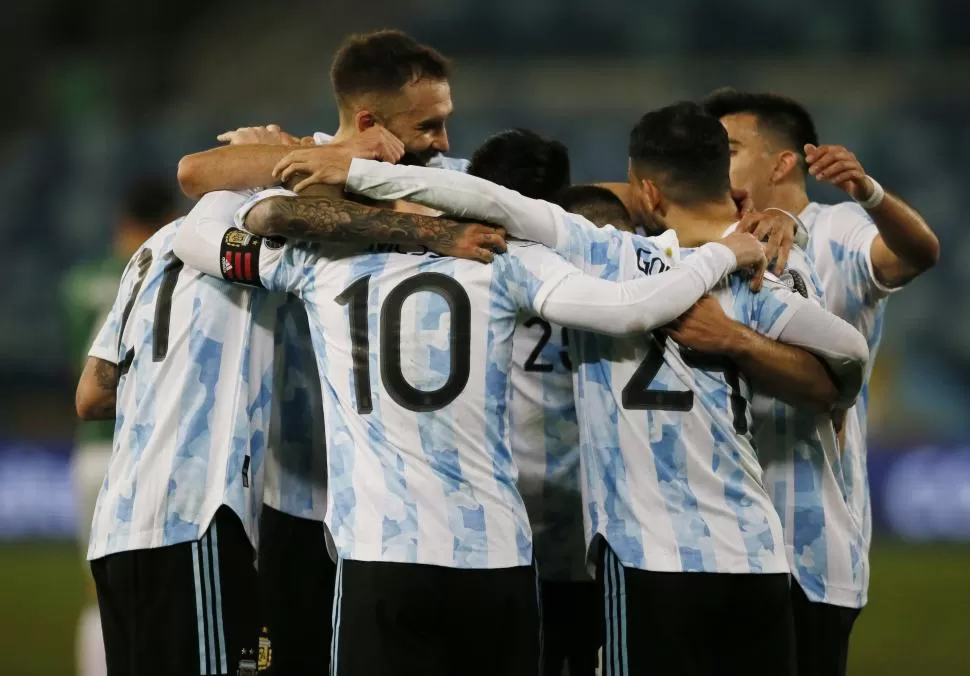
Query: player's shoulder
[
  {"left": 122, "top": 220, "right": 180, "bottom": 271},
  {"left": 806, "top": 200, "right": 873, "bottom": 231},
  {"left": 427, "top": 155, "right": 470, "bottom": 173}
]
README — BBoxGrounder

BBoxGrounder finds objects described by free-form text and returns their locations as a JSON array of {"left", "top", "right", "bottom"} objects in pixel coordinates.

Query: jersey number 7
[
  {"left": 337, "top": 272, "right": 471, "bottom": 414},
  {"left": 117, "top": 251, "right": 185, "bottom": 374}
]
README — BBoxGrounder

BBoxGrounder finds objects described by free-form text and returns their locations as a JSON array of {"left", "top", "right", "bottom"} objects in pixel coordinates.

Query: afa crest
[{"left": 258, "top": 628, "right": 273, "bottom": 671}]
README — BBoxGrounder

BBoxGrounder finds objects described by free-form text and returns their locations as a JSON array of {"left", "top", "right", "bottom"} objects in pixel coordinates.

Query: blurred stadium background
[{"left": 1, "top": 1, "right": 968, "bottom": 674}]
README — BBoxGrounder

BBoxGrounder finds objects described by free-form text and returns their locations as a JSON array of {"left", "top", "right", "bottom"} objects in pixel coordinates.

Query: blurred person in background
[
  {"left": 62, "top": 177, "right": 177, "bottom": 676},
  {"left": 703, "top": 89, "right": 940, "bottom": 676}
]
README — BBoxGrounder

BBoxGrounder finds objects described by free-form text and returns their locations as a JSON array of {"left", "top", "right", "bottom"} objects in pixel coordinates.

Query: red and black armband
[{"left": 220, "top": 228, "right": 264, "bottom": 287}]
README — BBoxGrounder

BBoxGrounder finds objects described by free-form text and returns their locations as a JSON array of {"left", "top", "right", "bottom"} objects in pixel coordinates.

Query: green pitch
[{"left": 0, "top": 541, "right": 966, "bottom": 675}]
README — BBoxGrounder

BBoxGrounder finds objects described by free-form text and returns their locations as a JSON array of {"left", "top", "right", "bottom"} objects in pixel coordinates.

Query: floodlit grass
[
  {"left": 848, "top": 542, "right": 970, "bottom": 675},
  {"left": 0, "top": 541, "right": 967, "bottom": 675}
]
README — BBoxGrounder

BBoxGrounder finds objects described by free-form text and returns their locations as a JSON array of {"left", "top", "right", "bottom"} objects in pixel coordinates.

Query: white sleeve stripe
[{"left": 87, "top": 345, "right": 119, "bottom": 364}]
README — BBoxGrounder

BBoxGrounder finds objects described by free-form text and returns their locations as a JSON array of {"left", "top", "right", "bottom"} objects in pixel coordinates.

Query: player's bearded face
[{"left": 383, "top": 79, "right": 453, "bottom": 166}]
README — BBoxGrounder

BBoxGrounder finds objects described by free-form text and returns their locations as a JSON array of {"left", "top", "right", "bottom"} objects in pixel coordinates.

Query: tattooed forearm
[
  {"left": 248, "top": 195, "right": 463, "bottom": 251},
  {"left": 94, "top": 359, "right": 120, "bottom": 395},
  {"left": 76, "top": 358, "right": 118, "bottom": 420}
]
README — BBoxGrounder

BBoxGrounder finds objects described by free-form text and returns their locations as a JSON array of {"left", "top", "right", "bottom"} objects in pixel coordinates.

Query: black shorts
[
  {"left": 790, "top": 581, "right": 862, "bottom": 676},
  {"left": 90, "top": 506, "right": 259, "bottom": 676},
  {"left": 257, "top": 505, "right": 337, "bottom": 676},
  {"left": 597, "top": 541, "right": 795, "bottom": 676},
  {"left": 332, "top": 559, "right": 541, "bottom": 676},
  {"left": 539, "top": 579, "right": 600, "bottom": 676}
]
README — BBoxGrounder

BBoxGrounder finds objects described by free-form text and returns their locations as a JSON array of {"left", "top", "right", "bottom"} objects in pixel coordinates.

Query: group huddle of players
[{"left": 72, "top": 28, "right": 939, "bottom": 676}]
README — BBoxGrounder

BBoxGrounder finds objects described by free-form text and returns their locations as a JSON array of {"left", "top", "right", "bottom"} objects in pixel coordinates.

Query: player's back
[
  {"left": 282, "top": 241, "right": 556, "bottom": 569},
  {"left": 510, "top": 318, "right": 584, "bottom": 580},
  {"left": 575, "top": 236, "right": 791, "bottom": 575},
  {"left": 88, "top": 221, "right": 280, "bottom": 559}
]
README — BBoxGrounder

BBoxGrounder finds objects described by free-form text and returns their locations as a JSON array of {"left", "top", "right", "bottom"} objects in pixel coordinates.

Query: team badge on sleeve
[{"left": 220, "top": 228, "right": 264, "bottom": 287}]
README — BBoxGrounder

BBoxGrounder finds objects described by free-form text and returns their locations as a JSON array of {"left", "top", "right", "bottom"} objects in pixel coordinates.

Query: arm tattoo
[
  {"left": 94, "top": 358, "right": 119, "bottom": 391},
  {"left": 90, "top": 358, "right": 119, "bottom": 417},
  {"left": 259, "top": 196, "right": 463, "bottom": 251}
]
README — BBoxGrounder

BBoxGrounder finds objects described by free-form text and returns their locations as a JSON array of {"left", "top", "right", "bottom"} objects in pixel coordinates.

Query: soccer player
[
  {"left": 176, "top": 30, "right": 464, "bottom": 675},
  {"left": 177, "top": 29, "right": 461, "bottom": 201},
  {"left": 470, "top": 129, "right": 603, "bottom": 675},
  {"left": 557, "top": 185, "right": 637, "bottom": 235},
  {"left": 702, "top": 89, "right": 940, "bottom": 676},
  {"left": 73, "top": 189, "right": 501, "bottom": 676},
  {"left": 67, "top": 177, "right": 177, "bottom": 676},
  {"left": 172, "top": 172, "right": 769, "bottom": 675},
  {"left": 324, "top": 101, "right": 873, "bottom": 676}
]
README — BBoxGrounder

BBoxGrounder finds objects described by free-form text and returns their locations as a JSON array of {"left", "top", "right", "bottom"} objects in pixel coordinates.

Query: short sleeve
[
  {"left": 815, "top": 202, "right": 898, "bottom": 300},
  {"left": 86, "top": 250, "right": 146, "bottom": 364}
]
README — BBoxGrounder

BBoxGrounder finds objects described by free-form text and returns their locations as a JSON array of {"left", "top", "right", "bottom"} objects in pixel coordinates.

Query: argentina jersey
[
  {"left": 510, "top": 317, "right": 585, "bottom": 580},
  {"left": 249, "top": 235, "right": 598, "bottom": 569},
  {"left": 264, "top": 297, "right": 327, "bottom": 521},
  {"left": 753, "top": 244, "right": 869, "bottom": 607},
  {"left": 86, "top": 221, "right": 281, "bottom": 560},
  {"left": 336, "top": 159, "right": 870, "bottom": 579},
  {"left": 788, "top": 201, "right": 899, "bottom": 607},
  {"left": 573, "top": 244, "right": 794, "bottom": 575}
]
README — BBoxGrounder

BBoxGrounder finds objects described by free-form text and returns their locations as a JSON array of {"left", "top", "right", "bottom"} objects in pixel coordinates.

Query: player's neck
[
  {"left": 666, "top": 197, "right": 739, "bottom": 247},
  {"left": 331, "top": 123, "right": 357, "bottom": 144},
  {"left": 766, "top": 182, "right": 810, "bottom": 216}
]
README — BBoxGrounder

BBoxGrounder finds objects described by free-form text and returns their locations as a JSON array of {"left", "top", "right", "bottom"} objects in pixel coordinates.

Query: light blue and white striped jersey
[
  {"left": 86, "top": 221, "right": 280, "bottom": 560},
  {"left": 753, "top": 244, "right": 871, "bottom": 607},
  {"left": 763, "top": 201, "right": 894, "bottom": 607},
  {"left": 340, "top": 159, "right": 822, "bottom": 574},
  {"left": 339, "top": 159, "right": 874, "bottom": 576},
  {"left": 244, "top": 226, "right": 592, "bottom": 568},
  {"left": 511, "top": 317, "right": 585, "bottom": 580},
  {"left": 263, "top": 297, "right": 328, "bottom": 520},
  {"left": 569, "top": 235, "right": 795, "bottom": 574}
]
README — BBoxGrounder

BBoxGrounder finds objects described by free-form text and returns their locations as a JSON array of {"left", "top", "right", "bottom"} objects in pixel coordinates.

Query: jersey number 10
[{"left": 337, "top": 272, "right": 471, "bottom": 414}]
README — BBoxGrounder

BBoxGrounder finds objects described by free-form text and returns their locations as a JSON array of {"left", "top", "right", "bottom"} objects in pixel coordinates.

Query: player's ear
[
  {"left": 641, "top": 179, "right": 666, "bottom": 216},
  {"left": 355, "top": 109, "right": 378, "bottom": 133},
  {"left": 771, "top": 150, "right": 800, "bottom": 184}
]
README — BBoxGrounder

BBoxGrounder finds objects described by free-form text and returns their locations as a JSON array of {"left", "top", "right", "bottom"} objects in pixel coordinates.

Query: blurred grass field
[{"left": 0, "top": 541, "right": 967, "bottom": 675}]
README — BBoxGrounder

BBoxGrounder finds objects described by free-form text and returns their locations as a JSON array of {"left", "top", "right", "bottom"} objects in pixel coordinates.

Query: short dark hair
[
  {"left": 468, "top": 129, "right": 571, "bottom": 201},
  {"left": 701, "top": 88, "right": 819, "bottom": 173},
  {"left": 554, "top": 185, "right": 633, "bottom": 231},
  {"left": 330, "top": 30, "right": 452, "bottom": 107},
  {"left": 628, "top": 101, "right": 731, "bottom": 206}
]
